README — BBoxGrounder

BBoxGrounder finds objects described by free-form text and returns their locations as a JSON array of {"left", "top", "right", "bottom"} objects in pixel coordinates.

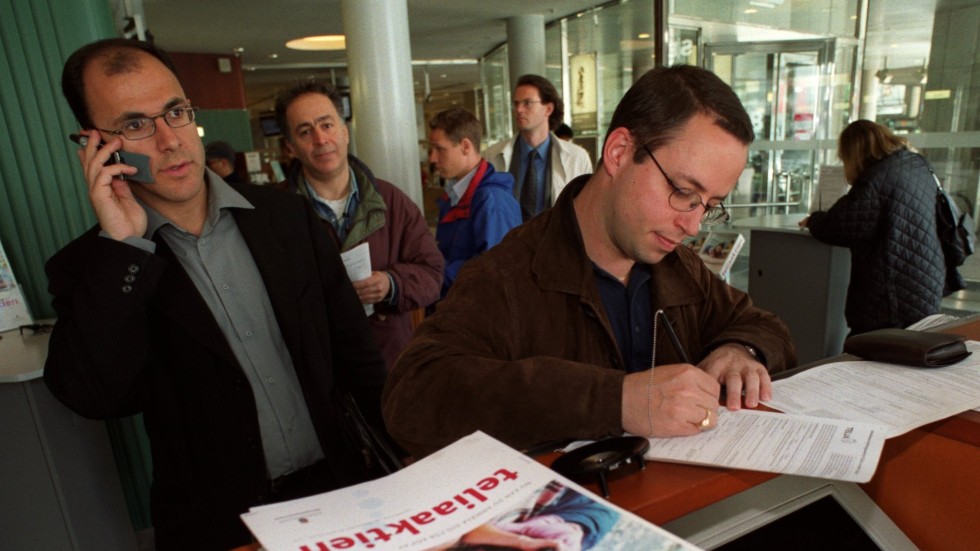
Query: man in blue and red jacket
[{"left": 429, "top": 107, "right": 522, "bottom": 297}]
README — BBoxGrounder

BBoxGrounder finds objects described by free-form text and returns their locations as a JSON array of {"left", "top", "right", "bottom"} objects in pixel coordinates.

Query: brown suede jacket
[{"left": 383, "top": 175, "right": 796, "bottom": 456}]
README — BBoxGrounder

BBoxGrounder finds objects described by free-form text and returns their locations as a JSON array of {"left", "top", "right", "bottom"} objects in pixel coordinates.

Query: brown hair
[
  {"left": 515, "top": 74, "right": 564, "bottom": 131},
  {"left": 837, "top": 120, "right": 909, "bottom": 184},
  {"left": 274, "top": 79, "right": 345, "bottom": 142},
  {"left": 428, "top": 107, "right": 482, "bottom": 150},
  {"left": 604, "top": 65, "right": 754, "bottom": 165}
]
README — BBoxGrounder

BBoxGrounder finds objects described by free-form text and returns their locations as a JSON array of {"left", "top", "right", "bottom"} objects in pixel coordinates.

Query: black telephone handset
[{"left": 69, "top": 134, "right": 156, "bottom": 183}]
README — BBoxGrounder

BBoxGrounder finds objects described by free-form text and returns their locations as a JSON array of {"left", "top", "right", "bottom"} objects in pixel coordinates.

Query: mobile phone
[{"left": 69, "top": 134, "right": 156, "bottom": 184}]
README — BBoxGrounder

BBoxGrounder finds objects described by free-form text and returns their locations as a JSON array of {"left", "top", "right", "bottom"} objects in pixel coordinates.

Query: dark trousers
[{"left": 154, "top": 460, "right": 338, "bottom": 551}]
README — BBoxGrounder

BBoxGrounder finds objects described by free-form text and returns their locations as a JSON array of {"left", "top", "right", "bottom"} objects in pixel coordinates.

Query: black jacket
[
  {"left": 807, "top": 148, "right": 945, "bottom": 334},
  {"left": 44, "top": 181, "right": 386, "bottom": 550}
]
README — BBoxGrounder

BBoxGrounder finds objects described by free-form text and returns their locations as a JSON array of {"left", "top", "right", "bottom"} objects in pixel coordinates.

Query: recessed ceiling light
[
  {"left": 638, "top": 33, "right": 650, "bottom": 39},
  {"left": 268, "top": 53, "right": 279, "bottom": 59},
  {"left": 233, "top": 47, "right": 245, "bottom": 53},
  {"left": 286, "top": 35, "right": 347, "bottom": 51}
]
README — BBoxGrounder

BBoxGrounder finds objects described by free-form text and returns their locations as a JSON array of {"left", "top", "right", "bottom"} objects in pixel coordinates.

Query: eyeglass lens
[{"left": 118, "top": 106, "right": 196, "bottom": 140}]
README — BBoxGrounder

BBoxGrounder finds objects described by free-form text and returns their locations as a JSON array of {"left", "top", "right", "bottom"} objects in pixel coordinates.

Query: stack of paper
[
  {"left": 764, "top": 340, "right": 980, "bottom": 437},
  {"left": 634, "top": 340, "right": 980, "bottom": 483}
]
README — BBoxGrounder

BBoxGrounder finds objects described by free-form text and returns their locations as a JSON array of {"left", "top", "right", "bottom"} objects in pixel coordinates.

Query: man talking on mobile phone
[{"left": 44, "top": 38, "right": 390, "bottom": 550}]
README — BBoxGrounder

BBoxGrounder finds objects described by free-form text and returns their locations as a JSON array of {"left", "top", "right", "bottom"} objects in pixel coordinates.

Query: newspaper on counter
[{"left": 241, "top": 431, "right": 700, "bottom": 551}]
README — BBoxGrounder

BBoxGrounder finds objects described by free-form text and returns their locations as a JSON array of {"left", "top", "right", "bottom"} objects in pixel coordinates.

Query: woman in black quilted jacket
[{"left": 799, "top": 120, "right": 945, "bottom": 335}]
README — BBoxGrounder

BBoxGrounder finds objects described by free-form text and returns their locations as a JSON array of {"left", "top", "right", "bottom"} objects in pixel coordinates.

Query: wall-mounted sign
[{"left": 570, "top": 53, "right": 597, "bottom": 132}]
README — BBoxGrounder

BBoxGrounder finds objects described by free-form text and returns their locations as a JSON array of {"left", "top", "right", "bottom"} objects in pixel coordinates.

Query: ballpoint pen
[{"left": 656, "top": 309, "right": 691, "bottom": 364}]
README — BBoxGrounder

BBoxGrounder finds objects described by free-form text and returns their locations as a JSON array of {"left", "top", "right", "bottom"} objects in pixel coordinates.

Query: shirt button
[
  {"left": 268, "top": 377, "right": 276, "bottom": 384},
  {"left": 245, "top": 330, "right": 253, "bottom": 337},
  {"left": 127, "top": 264, "right": 139, "bottom": 274},
  {"left": 124, "top": 274, "right": 136, "bottom": 283},
  {"left": 222, "top": 284, "right": 230, "bottom": 290},
  {"left": 121, "top": 285, "right": 133, "bottom": 294}
]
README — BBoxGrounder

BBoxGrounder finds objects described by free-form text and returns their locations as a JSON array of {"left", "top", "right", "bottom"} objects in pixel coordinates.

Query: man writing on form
[{"left": 383, "top": 65, "right": 797, "bottom": 456}]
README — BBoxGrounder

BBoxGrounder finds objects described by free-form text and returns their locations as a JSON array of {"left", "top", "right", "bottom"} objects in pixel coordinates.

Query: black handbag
[
  {"left": 933, "top": 171, "right": 976, "bottom": 294},
  {"left": 337, "top": 389, "right": 404, "bottom": 476}
]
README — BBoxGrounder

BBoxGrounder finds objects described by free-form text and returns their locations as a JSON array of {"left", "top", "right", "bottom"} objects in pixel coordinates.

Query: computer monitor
[
  {"left": 662, "top": 476, "right": 917, "bottom": 550},
  {"left": 258, "top": 113, "right": 281, "bottom": 137}
]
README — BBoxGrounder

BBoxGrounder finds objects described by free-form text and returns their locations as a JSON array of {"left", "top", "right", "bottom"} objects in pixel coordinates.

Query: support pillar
[
  {"left": 341, "top": 0, "right": 423, "bottom": 208},
  {"left": 507, "top": 14, "right": 546, "bottom": 88}
]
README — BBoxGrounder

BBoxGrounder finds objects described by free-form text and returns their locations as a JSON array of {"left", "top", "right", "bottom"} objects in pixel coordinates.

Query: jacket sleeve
[
  {"left": 675, "top": 250, "right": 796, "bottom": 372},
  {"left": 43, "top": 233, "right": 167, "bottom": 419},
  {"left": 376, "top": 187, "right": 443, "bottom": 314},
  {"left": 441, "top": 187, "right": 522, "bottom": 291},
  {"left": 807, "top": 181, "right": 882, "bottom": 247},
  {"left": 471, "top": 187, "right": 522, "bottom": 256},
  {"left": 382, "top": 257, "right": 624, "bottom": 457}
]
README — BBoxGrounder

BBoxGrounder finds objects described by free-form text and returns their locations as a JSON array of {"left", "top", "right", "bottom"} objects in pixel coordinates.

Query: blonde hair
[{"left": 837, "top": 120, "right": 909, "bottom": 184}]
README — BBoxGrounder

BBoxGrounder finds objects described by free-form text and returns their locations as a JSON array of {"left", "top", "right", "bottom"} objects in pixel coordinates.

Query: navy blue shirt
[{"left": 593, "top": 264, "right": 653, "bottom": 372}]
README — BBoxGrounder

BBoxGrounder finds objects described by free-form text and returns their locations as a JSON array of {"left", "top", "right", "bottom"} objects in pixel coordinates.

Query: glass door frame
[{"left": 704, "top": 39, "right": 840, "bottom": 217}]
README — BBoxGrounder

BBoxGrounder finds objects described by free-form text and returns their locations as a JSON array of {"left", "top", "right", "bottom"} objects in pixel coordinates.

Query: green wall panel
[
  {"left": 196, "top": 108, "right": 254, "bottom": 153},
  {"left": 1, "top": 0, "right": 153, "bottom": 533},
  {"left": 0, "top": 0, "right": 116, "bottom": 320}
]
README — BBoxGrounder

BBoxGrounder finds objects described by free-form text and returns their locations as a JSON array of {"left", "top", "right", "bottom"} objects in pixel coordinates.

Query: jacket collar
[
  {"left": 440, "top": 159, "right": 490, "bottom": 223},
  {"left": 284, "top": 154, "right": 387, "bottom": 250}
]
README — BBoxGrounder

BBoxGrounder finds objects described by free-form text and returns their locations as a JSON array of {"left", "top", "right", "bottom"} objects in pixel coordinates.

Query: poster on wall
[
  {"left": 0, "top": 239, "right": 33, "bottom": 332},
  {"left": 570, "top": 52, "right": 598, "bottom": 132}
]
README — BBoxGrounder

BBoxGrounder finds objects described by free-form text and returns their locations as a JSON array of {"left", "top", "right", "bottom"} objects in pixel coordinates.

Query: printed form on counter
[{"left": 764, "top": 340, "right": 980, "bottom": 437}]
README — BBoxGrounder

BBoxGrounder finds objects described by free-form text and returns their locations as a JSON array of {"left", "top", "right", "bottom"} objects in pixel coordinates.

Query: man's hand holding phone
[{"left": 70, "top": 130, "right": 149, "bottom": 241}]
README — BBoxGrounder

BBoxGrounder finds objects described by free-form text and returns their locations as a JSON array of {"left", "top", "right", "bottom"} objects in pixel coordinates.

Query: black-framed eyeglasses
[
  {"left": 642, "top": 144, "right": 730, "bottom": 226},
  {"left": 96, "top": 104, "right": 198, "bottom": 141}
]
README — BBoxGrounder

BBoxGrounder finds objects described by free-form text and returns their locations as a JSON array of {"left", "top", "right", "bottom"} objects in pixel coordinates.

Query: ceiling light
[
  {"left": 638, "top": 33, "right": 650, "bottom": 39},
  {"left": 268, "top": 53, "right": 278, "bottom": 59},
  {"left": 286, "top": 35, "right": 347, "bottom": 51},
  {"left": 745, "top": 8, "right": 758, "bottom": 14}
]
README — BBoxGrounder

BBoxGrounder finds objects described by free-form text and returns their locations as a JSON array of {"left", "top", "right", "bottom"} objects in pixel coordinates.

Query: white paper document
[
  {"left": 816, "top": 165, "right": 848, "bottom": 210},
  {"left": 764, "top": 340, "right": 980, "bottom": 437},
  {"left": 644, "top": 409, "right": 886, "bottom": 483},
  {"left": 339, "top": 242, "right": 373, "bottom": 317},
  {"left": 242, "top": 431, "right": 700, "bottom": 551},
  {"left": 0, "top": 238, "right": 33, "bottom": 332}
]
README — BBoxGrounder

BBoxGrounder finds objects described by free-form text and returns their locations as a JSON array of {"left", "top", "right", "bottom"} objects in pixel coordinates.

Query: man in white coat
[{"left": 484, "top": 74, "right": 592, "bottom": 221}]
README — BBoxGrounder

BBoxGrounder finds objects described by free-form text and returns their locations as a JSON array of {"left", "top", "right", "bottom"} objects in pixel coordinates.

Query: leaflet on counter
[
  {"left": 241, "top": 431, "right": 700, "bottom": 551},
  {"left": 764, "top": 340, "right": 980, "bottom": 437},
  {"left": 643, "top": 409, "right": 886, "bottom": 483},
  {"left": 0, "top": 238, "right": 33, "bottom": 332}
]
